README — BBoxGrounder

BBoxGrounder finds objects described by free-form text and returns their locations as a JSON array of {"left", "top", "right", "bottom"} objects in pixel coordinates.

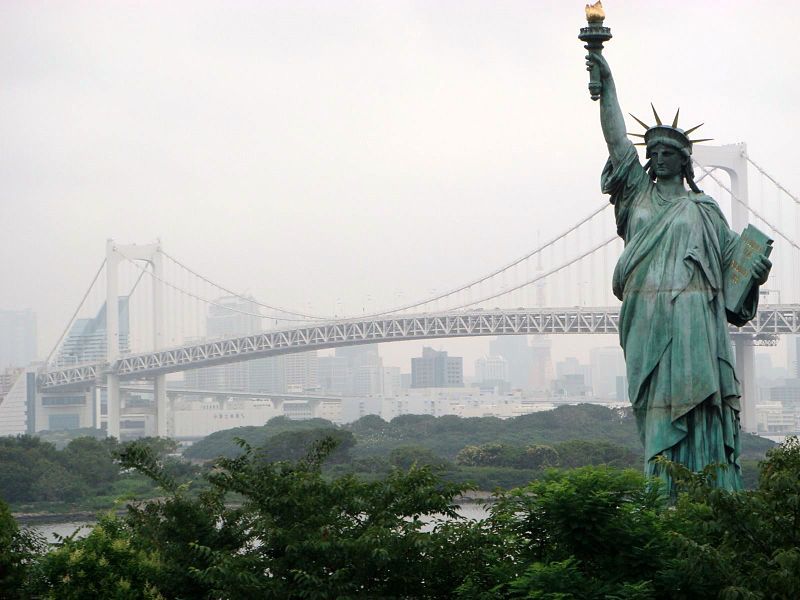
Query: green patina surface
[
  {"left": 583, "top": 19, "right": 771, "bottom": 493},
  {"left": 603, "top": 146, "right": 758, "bottom": 491}
]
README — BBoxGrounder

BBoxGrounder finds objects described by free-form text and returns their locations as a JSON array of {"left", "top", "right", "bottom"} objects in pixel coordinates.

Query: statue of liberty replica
[{"left": 580, "top": 2, "right": 772, "bottom": 492}]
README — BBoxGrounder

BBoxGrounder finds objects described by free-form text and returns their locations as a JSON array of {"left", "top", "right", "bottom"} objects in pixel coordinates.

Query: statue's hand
[
  {"left": 585, "top": 52, "right": 611, "bottom": 80},
  {"left": 752, "top": 254, "right": 772, "bottom": 285}
]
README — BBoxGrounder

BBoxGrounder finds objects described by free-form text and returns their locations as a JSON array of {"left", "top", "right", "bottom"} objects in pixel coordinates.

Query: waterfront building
[
  {"left": 56, "top": 299, "right": 129, "bottom": 366},
  {"left": 589, "top": 346, "right": 626, "bottom": 399}
]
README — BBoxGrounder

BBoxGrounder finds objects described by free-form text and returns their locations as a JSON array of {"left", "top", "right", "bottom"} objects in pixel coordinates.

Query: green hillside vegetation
[
  {"left": 0, "top": 405, "right": 775, "bottom": 509},
  {"left": 183, "top": 405, "right": 774, "bottom": 490}
]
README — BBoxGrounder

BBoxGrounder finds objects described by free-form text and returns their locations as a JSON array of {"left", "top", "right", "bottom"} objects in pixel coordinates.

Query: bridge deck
[{"left": 39, "top": 305, "right": 800, "bottom": 390}]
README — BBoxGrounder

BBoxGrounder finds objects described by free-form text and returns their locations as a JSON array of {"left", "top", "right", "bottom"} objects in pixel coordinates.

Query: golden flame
[{"left": 585, "top": 1, "right": 605, "bottom": 23}]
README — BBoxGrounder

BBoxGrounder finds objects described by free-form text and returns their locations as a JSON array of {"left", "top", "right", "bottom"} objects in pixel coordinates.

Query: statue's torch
[{"left": 578, "top": 1, "right": 612, "bottom": 101}]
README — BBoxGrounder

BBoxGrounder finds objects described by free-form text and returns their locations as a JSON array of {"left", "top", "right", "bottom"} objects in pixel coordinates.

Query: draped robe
[{"left": 603, "top": 145, "right": 759, "bottom": 491}]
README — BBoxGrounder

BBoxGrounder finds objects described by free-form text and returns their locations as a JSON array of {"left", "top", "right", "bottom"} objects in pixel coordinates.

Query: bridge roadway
[
  {"left": 107, "top": 383, "right": 344, "bottom": 404},
  {"left": 39, "top": 304, "right": 800, "bottom": 391}
]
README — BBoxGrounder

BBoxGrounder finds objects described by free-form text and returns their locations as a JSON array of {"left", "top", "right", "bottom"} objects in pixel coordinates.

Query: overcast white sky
[{"left": 2, "top": 1, "right": 799, "bottom": 373}]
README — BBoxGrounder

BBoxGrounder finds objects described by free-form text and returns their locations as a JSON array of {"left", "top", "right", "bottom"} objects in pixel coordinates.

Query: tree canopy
[{"left": 10, "top": 435, "right": 800, "bottom": 599}]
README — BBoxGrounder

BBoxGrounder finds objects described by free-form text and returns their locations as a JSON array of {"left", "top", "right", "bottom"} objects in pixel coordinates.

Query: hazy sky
[{"left": 2, "top": 1, "right": 799, "bottom": 373}]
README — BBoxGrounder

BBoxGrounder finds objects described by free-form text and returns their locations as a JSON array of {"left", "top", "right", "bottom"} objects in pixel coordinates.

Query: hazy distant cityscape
[{"left": 3, "top": 299, "right": 799, "bottom": 444}]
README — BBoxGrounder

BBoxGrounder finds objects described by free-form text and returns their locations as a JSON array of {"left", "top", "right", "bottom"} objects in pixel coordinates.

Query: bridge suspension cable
[
  {"left": 359, "top": 201, "right": 613, "bottom": 317},
  {"left": 158, "top": 249, "right": 329, "bottom": 321},
  {"left": 692, "top": 161, "right": 800, "bottom": 253},
  {"left": 444, "top": 235, "right": 618, "bottom": 311},
  {"left": 745, "top": 156, "right": 800, "bottom": 207},
  {"left": 115, "top": 250, "right": 318, "bottom": 324},
  {"left": 44, "top": 258, "right": 106, "bottom": 366}
]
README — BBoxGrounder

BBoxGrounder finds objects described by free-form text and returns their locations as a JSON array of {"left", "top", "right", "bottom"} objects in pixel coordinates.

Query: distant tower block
[{"left": 528, "top": 336, "right": 554, "bottom": 392}]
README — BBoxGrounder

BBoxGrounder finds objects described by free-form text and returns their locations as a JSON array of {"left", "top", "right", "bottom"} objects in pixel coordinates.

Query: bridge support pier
[
  {"left": 107, "top": 374, "right": 121, "bottom": 439},
  {"left": 154, "top": 374, "right": 167, "bottom": 437},
  {"left": 735, "top": 337, "right": 757, "bottom": 433}
]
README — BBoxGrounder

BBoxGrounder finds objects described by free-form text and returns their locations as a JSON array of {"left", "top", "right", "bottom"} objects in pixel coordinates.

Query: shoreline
[{"left": 15, "top": 492, "right": 496, "bottom": 524}]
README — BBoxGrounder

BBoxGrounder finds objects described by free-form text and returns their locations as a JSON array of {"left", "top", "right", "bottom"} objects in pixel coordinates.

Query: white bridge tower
[{"left": 105, "top": 240, "right": 166, "bottom": 438}]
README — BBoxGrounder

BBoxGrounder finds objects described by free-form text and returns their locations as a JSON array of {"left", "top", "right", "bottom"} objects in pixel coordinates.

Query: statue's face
[{"left": 649, "top": 143, "right": 686, "bottom": 179}]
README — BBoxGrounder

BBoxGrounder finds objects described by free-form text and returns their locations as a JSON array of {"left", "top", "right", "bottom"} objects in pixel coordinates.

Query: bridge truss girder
[{"left": 38, "top": 305, "right": 800, "bottom": 391}]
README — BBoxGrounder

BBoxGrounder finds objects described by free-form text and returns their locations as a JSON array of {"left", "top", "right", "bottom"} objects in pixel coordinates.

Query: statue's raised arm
[{"left": 585, "top": 52, "right": 632, "bottom": 167}]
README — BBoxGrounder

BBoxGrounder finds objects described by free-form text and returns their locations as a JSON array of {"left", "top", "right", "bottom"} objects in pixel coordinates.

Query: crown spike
[
  {"left": 684, "top": 123, "right": 704, "bottom": 136},
  {"left": 689, "top": 138, "right": 714, "bottom": 144},
  {"left": 627, "top": 132, "right": 646, "bottom": 138},
  {"left": 651, "top": 103, "right": 663, "bottom": 126},
  {"left": 634, "top": 143, "right": 647, "bottom": 146},
  {"left": 629, "top": 113, "right": 650, "bottom": 130},
  {"left": 672, "top": 108, "right": 680, "bottom": 128}
]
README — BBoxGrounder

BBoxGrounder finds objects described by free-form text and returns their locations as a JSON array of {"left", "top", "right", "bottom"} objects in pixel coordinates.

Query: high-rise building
[
  {"left": 590, "top": 346, "right": 626, "bottom": 399},
  {"left": 319, "top": 346, "right": 384, "bottom": 396},
  {"left": 0, "top": 309, "right": 38, "bottom": 369},
  {"left": 0, "top": 368, "right": 34, "bottom": 436},
  {"left": 185, "top": 297, "right": 261, "bottom": 391},
  {"left": 382, "top": 367, "right": 401, "bottom": 397},
  {"left": 475, "top": 355, "right": 509, "bottom": 385},
  {"left": 411, "top": 347, "right": 463, "bottom": 388},
  {"left": 488, "top": 335, "right": 553, "bottom": 391},
  {"left": 285, "top": 352, "right": 319, "bottom": 392},
  {"left": 249, "top": 354, "right": 286, "bottom": 394},
  {"left": 318, "top": 355, "right": 349, "bottom": 395},
  {"left": 56, "top": 300, "right": 129, "bottom": 366},
  {"left": 553, "top": 356, "right": 592, "bottom": 396},
  {"left": 489, "top": 336, "right": 530, "bottom": 390},
  {"left": 795, "top": 337, "right": 800, "bottom": 379},
  {"left": 474, "top": 355, "right": 510, "bottom": 394},
  {"left": 183, "top": 297, "right": 319, "bottom": 394},
  {"left": 340, "top": 346, "right": 383, "bottom": 396},
  {"left": 528, "top": 336, "right": 554, "bottom": 392}
]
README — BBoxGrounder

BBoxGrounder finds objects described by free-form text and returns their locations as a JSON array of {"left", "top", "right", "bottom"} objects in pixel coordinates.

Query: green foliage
[
  {"left": 0, "top": 434, "right": 198, "bottom": 508},
  {"left": 12, "top": 435, "right": 800, "bottom": 598},
  {"left": 552, "top": 439, "right": 639, "bottom": 468},
  {"left": 30, "top": 515, "right": 164, "bottom": 600},
  {"left": 183, "top": 416, "right": 336, "bottom": 459},
  {"left": 0, "top": 435, "right": 113, "bottom": 503},
  {"left": 121, "top": 437, "right": 178, "bottom": 458},
  {"left": 455, "top": 439, "right": 636, "bottom": 471},
  {"left": 389, "top": 445, "right": 451, "bottom": 470},
  {"left": 259, "top": 428, "right": 355, "bottom": 464},
  {"left": 179, "top": 405, "right": 773, "bottom": 496},
  {"left": 445, "top": 465, "right": 542, "bottom": 490},
  {"left": 35, "top": 435, "right": 471, "bottom": 598},
  {"left": 483, "top": 467, "right": 666, "bottom": 597},
  {"left": 0, "top": 498, "right": 45, "bottom": 599},
  {"left": 35, "top": 427, "right": 106, "bottom": 450},
  {"left": 348, "top": 414, "right": 389, "bottom": 434},
  {"left": 657, "top": 436, "right": 800, "bottom": 598}
]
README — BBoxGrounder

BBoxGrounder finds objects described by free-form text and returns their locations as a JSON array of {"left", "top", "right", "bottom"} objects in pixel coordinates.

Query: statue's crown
[{"left": 628, "top": 104, "right": 712, "bottom": 155}]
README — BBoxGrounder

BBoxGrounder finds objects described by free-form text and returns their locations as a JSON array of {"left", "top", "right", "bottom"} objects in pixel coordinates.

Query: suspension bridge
[{"left": 36, "top": 144, "right": 800, "bottom": 438}]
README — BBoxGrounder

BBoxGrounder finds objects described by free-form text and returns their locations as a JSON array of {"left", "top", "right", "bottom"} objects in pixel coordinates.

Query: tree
[
  {"left": 455, "top": 467, "right": 668, "bottom": 598},
  {"left": 522, "top": 444, "right": 560, "bottom": 470},
  {"left": 347, "top": 414, "right": 388, "bottom": 434},
  {"left": 259, "top": 428, "right": 355, "bottom": 463},
  {"left": 0, "top": 498, "right": 44, "bottom": 599},
  {"left": 388, "top": 445, "right": 451, "bottom": 470},
  {"left": 62, "top": 437, "right": 119, "bottom": 492},
  {"left": 31, "top": 515, "right": 164, "bottom": 600}
]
